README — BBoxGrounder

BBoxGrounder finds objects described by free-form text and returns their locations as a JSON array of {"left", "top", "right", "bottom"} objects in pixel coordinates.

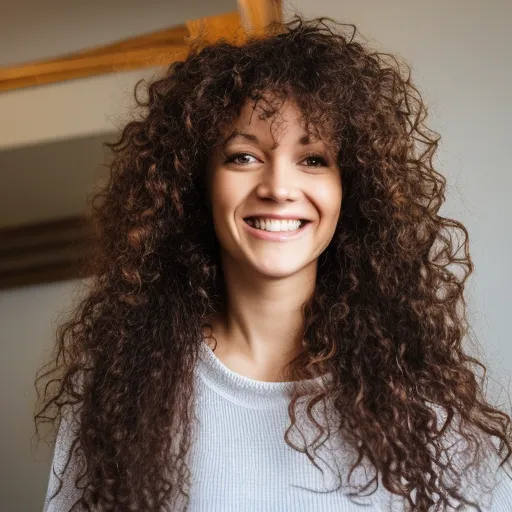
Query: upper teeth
[{"left": 246, "top": 218, "right": 303, "bottom": 232}]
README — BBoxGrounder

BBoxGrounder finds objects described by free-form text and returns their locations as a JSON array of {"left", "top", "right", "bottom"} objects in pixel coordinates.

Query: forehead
[{"left": 218, "top": 97, "right": 330, "bottom": 151}]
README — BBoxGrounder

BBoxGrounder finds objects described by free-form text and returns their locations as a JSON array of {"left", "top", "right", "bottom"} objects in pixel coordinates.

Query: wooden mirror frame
[{"left": 0, "top": 0, "right": 282, "bottom": 290}]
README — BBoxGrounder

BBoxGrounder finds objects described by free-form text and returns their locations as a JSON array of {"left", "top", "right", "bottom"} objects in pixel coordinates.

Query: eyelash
[{"left": 225, "top": 152, "right": 329, "bottom": 168}]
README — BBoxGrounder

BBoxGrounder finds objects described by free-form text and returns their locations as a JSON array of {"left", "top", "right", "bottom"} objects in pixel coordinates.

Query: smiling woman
[
  {"left": 35, "top": 14, "right": 512, "bottom": 512},
  {"left": 206, "top": 94, "right": 342, "bottom": 283}
]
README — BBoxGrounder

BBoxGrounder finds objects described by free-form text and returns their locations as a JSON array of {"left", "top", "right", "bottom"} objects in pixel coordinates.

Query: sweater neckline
[{"left": 196, "top": 339, "right": 333, "bottom": 410}]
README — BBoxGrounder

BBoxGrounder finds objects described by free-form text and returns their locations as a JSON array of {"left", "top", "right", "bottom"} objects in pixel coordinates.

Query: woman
[{"left": 36, "top": 15, "right": 512, "bottom": 511}]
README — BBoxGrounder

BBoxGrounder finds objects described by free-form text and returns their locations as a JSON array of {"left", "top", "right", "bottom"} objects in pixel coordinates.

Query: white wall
[{"left": 1, "top": 1, "right": 511, "bottom": 510}]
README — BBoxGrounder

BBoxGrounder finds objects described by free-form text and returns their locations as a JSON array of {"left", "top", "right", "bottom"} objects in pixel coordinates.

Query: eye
[
  {"left": 225, "top": 152, "right": 329, "bottom": 167},
  {"left": 302, "top": 154, "right": 329, "bottom": 167},
  {"left": 225, "top": 153, "right": 258, "bottom": 165}
]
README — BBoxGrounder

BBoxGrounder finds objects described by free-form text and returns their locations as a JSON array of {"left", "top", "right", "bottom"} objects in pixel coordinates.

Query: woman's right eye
[{"left": 225, "top": 153, "right": 258, "bottom": 165}]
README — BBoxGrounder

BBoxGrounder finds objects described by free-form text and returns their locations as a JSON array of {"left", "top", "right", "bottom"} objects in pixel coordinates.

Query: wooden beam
[
  {"left": 237, "top": 0, "right": 283, "bottom": 34},
  {"left": 0, "top": 2, "right": 283, "bottom": 93},
  {"left": 185, "top": 0, "right": 283, "bottom": 47},
  {"left": 0, "top": 25, "right": 190, "bottom": 92},
  {"left": 0, "top": 11, "right": 241, "bottom": 92},
  {"left": 185, "top": 11, "right": 247, "bottom": 45}
]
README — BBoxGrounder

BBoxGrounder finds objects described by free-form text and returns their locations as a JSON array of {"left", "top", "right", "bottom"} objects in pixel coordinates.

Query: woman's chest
[{"left": 186, "top": 385, "right": 394, "bottom": 511}]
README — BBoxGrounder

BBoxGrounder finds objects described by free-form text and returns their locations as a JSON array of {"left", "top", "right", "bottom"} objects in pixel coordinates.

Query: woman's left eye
[{"left": 303, "top": 155, "right": 328, "bottom": 167}]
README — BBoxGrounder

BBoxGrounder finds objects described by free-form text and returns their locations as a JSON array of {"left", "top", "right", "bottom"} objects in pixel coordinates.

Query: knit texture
[{"left": 43, "top": 340, "right": 512, "bottom": 511}]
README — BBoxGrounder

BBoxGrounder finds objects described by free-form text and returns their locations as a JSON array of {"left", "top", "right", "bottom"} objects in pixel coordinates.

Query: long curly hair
[{"left": 34, "top": 14, "right": 512, "bottom": 511}]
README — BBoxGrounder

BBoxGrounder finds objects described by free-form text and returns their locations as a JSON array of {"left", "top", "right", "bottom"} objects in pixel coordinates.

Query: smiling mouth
[{"left": 243, "top": 217, "right": 311, "bottom": 232}]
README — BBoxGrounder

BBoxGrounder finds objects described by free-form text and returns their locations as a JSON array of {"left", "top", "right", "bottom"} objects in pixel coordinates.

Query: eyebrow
[{"left": 221, "top": 130, "right": 321, "bottom": 150}]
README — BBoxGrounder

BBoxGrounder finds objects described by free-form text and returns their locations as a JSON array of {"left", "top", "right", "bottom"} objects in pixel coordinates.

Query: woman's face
[{"left": 207, "top": 97, "right": 342, "bottom": 279}]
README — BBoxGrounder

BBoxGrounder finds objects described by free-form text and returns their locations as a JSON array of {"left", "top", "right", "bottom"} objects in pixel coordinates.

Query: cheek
[
  {"left": 210, "top": 173, "right": 248, "bottom": 234},
  {"left": 314, "top": 177, "right": 343, "bottom": 220},
  {"left": 212, "top": 176, "right": 237, "bottom": 215}
]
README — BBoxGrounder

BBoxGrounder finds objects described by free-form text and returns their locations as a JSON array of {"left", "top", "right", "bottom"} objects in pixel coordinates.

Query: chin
[
  {"left": 250, "top": 259, "right": 312, "bottom": 279},
  {"left": 258, "top": 268, "right": 298, "bottom": 279}
]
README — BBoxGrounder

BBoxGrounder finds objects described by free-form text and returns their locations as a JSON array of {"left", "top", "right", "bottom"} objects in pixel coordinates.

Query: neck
[{"left": 203, "top": 252, "right": 317, "bottom": 382}]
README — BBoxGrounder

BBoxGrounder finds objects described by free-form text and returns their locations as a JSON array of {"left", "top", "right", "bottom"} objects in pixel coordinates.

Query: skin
[{"left": 204, "top": 96, "right": 342, "bottom": 382}]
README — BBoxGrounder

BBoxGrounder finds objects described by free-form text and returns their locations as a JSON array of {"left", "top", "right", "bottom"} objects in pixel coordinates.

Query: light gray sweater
[{"left": 43, "top": 340, "right": 512, "bottom": 511}]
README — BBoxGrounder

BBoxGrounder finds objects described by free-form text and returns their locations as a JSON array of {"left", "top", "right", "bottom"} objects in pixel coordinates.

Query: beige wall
[
  {"left": 0, "top": 279, "right": 85, "bottom": 510},
  {"left": 1, "top": 1, "right": 511, "bottom": 510}
]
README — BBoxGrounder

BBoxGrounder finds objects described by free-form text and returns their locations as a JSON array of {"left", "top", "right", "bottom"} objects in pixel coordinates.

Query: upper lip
[{"left": 243, "top": 213, "right": 311, "bottom": 221}]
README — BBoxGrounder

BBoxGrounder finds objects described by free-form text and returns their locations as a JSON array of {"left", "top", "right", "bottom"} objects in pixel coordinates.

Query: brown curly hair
[{"left": 34, "top": 14, "right": 512, "bottom": 511}]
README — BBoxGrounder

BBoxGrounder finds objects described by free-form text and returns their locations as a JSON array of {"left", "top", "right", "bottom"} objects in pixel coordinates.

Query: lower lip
[{"left": 242, "top": 220, "right": 312, "bottom": 241}]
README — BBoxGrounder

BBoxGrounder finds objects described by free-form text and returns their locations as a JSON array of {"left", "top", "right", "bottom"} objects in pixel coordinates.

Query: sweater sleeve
[{"left": 42, "top": 406, "right": 84, "bottom": 512}]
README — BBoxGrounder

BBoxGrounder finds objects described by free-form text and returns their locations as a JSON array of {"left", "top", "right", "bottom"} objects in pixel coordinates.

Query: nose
[{"left": 255, "top": 158, "right": 300, "bottom": 202}]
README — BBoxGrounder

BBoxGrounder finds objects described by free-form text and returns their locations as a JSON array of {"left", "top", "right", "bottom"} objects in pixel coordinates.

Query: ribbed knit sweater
[{"left": 43, "top": 340, "right": 512, "bottom": 511}]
